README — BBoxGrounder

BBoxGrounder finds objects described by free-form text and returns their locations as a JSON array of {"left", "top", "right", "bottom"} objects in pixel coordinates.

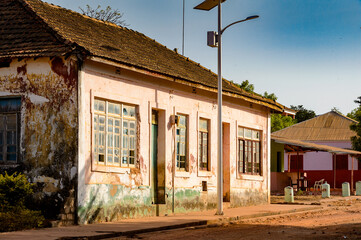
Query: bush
[
  {"left": 0, "top": 172, "right": 33, "bottom": 209},
  {"left": 296, "top": 189, "right": 304, "bottom": 196},
  {"left": 0, "top": 208, "right": 44, "bottom": 232},
  {"left": 0, "top": 172, "right": 44, "bottom": 232}
]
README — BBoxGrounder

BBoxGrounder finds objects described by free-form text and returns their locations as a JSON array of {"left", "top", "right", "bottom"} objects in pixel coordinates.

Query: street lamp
[{"left": 194, "top": 0, "right": 259, "bottom": 215}]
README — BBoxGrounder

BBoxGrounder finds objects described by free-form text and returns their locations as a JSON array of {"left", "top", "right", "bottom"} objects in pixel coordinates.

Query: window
[
  {"left": 336, "top": 154, "right": 348, "bottom": 170},
  {"left": 199, "top": 118, "right": 209, "bottom": 171},
  {"left": 176, "top": 114, "right": 187, "bottom": 171},
  {"left": 93, "top": 99, "right": 137, "bottom": 167},
  {"left": 238, "top": 127, "right": 261, "bottom": 175},
  {"left": 0, "top": 98, "right": 21, "bottom": 164},
  {"left": 290, "top": 155, "right": 304, "bottom": 172}
]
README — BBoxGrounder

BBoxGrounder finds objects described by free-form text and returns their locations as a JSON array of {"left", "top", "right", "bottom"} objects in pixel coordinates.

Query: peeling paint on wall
[
  {"left": 0, "top": 57, "right": 78, "bottom": 224},
  {"left": 76, "top": 60, "right": 271, "bottom": 224}
]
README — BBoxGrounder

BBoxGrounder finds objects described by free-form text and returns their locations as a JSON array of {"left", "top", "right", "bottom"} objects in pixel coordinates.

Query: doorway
[
  {"left": 151, "top": 109, "right": 166, "bottom": 205},
  {"left": 222, "top": 123, "right": 230, "bottom": 202}
]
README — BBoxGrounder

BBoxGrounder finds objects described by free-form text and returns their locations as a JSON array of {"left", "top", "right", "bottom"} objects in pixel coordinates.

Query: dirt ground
[{"left": 118, "top": 196, "right": 361, "bottom": 240}]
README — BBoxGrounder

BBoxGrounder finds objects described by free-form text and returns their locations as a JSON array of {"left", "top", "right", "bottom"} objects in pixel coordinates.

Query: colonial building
[{"left": 0, "top": 0, "right": 283, "bottom": 224}]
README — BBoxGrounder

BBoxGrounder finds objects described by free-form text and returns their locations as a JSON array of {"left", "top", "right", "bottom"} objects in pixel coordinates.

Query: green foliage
[
  {"left": 350, "top": 97, "right": 361, "bottom": 154},
  {"left": 347, "top": 98, "right": 361, "bottom": 120},
  {"left": 240, "top": 80, "right": 254, "bottom": 93},
  {"left": 263, "top": 91, "right": 278, "bottom": 101},
  {"left": 347, "top": 107, "right": 360, "bottom": 120},
  {"left": 0, "top": 172, "right": 44, "bottom": 232},
  {"left": 232, "top": 80, "right": 279, "bottom": 101},
  {"left": 290, "top": 105, "right": 316, "bottom": 123},
  {"left": 79, "top": 5, "right": 128, "bottom": 26},
  {"left": 295, "top": 189, "right": 303, "bottom": 196},
  {"left": 0, "top": 208, "right": 44, "bottom": 232},
  {"left": 232, "top": 80, "right": 254, "bottom": 93},
  {"left": 271, "top": 114, "right": 296, "bottom": 132},
  {"left": 0, "top": 172, "right": 33, "bottom": 210}
]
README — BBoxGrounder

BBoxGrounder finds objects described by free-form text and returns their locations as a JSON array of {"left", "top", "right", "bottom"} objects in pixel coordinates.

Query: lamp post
[{"left": 194, "top": 0, "right": 259, "bottom": 215}]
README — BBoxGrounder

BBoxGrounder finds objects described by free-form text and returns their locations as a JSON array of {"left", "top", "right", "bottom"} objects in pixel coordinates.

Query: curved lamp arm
[{"left": 220, "top": 15, "right": 259, "bottom": 35}]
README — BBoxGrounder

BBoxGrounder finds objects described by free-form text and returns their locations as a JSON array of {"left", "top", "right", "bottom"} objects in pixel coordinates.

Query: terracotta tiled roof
[
  {"left": 272, "top": 111, "right": 357, "bottom": 141},
  {"left": 1, "top": 0, "right": 283, "bottom": 112},
  {"left": 0, "top": 0, "right": 74, "bottom": 58}
]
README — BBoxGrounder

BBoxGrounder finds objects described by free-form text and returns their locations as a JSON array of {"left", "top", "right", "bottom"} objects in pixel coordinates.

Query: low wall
[{"left": 77, "top": 184, "right": 267, "bottom": 224}]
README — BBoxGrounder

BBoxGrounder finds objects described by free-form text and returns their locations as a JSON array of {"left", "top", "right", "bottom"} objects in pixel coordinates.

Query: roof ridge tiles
[
  {"left": 43, "top": 0, "right": 127, "bottom": 31},
  {"left": 330, "top": 110, "right": 358, "bottom": 124}
]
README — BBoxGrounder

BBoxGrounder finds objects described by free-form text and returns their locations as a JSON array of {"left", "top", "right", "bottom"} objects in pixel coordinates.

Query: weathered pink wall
[{"left": 77, "top": 59, "right": 271, "bottom": 222}]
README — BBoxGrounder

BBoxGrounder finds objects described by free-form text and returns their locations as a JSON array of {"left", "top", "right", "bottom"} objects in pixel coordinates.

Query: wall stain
[
  {"left": 17, "top": 63, "right": 27, "bottom": 75},
  {"left": 109, "top": 185, "right": 118, "bottom": 197},
  {"left": 189, "top": 154, "right": 195, "bottom": 173},
  {"left": 50, "top": 57, "right": 77, "bottom": 91},
  {"left": 0, "top": 57, "right": 78, "bottom": 224}
]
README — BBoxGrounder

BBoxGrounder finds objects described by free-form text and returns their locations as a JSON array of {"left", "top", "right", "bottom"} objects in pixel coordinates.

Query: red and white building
[{"left": 272, "top": 111, "right": 360, "bottom": 189}]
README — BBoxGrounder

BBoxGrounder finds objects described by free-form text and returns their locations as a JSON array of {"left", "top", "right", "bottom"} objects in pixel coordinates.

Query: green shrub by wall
[{"left": 0, "top": 172, "right": 44, "bottom": 232}]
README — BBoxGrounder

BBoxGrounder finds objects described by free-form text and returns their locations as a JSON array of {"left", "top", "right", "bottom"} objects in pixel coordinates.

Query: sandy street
[{"left": 119, "top": 198, "right": 361, "bottom": 240}]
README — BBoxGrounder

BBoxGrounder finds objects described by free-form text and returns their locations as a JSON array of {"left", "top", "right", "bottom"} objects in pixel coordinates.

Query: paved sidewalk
[{"left": 1, "top": 196, "right": 358, "bottom": 240}]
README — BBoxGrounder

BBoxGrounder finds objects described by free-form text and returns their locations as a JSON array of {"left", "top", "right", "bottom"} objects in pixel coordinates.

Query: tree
[
  {"left": 231, "top": 80, "right": 254, "bottom": 93},
  {"left": 347, "top": 107, "right": 361, "bottom": 120},
  {"left": 79, "top": 5, "right": 128, "bottom": 26},
  {"left": 271, "top": 114, "right": 296, "bottom": 132},
  {"left": 347, "top": 97, "right": 361, "bottom": 120},
  {"left": 236, "top": 80, "right": 255, "bottom": 93},
  {"left": 356, "top": 96, "right": 361, "bottom": 105},
  {"left": 290, "top": 105, "right": 316, "bottom": 123},
  {"left": 350, "top": 97, "right": 361, "bottom": 153},
  {"left": 263, "top": 91, "right": 278, "bottom": 101}
]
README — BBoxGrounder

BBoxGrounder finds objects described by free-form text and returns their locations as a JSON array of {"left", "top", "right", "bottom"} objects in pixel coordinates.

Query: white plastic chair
[{"left": 314, "top": 179, "right": 324, "bottom": 191}]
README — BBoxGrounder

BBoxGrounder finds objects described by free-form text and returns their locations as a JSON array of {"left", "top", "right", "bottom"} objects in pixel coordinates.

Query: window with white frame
[
  {"left": 0, "top": 98, "right": 21, "bottom": 164},
  {"left": 93, "top": 99, "right": 137, "bottom": 167},
  {"left": 176, "top": 114, "right": 187, "bottom": 171},
  {"left": 238, "top": 127, "right": 261, "bottom": 175},
  {"left": 198, "top": 118, "right": 209, "bottom": 171}
]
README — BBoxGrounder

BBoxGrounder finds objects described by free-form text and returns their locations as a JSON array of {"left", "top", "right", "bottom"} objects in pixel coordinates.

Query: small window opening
[
  {"left": 202, "top": 181, "right": 207, "bottom": 191},
  {"left": 0, "top": 62, "right": 10, "bottom": 68}
]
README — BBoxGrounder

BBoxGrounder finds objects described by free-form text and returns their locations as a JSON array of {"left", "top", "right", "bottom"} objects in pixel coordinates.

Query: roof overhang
[
  {"left": 88, "top": 56, "right": 284, "bottom": 113},
  {"left": 272, "top": 135, "right": 361, "bottom": 157}
]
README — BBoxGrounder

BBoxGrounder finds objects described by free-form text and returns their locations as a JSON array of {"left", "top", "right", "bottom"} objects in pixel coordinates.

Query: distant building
[
  {"left": 282, "top": 106, "right": 297, "bottom": 119},
  {"left": 271, "top": 111, "right": 360, "bottom": 190}
]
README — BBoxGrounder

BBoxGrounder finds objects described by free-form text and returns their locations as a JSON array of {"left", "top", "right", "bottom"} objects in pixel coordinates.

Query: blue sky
[{"left": 46, "top": 0, "right": 361, "bottom": 115}]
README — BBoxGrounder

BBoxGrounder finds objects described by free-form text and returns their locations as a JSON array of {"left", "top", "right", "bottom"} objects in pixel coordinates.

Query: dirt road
[{"left": 121, "top": 198, "right": 361, "bottom": 240}]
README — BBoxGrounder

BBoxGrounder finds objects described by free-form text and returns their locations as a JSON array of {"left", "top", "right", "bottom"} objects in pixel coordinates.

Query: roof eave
[
  {"left": 272, "top": 136, "right": 361, "bottom": 156},
  {"left": 89, "top": 56, "right": 284, "bottom": 112}
]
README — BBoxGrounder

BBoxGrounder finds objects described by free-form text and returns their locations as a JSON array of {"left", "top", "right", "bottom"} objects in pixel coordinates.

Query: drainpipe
[
  {"left": 172, "top": 107, "right": 176, "bottom": 213},
  {"left": 76, "top": 55, "right": 84, "bottom": 225}
]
